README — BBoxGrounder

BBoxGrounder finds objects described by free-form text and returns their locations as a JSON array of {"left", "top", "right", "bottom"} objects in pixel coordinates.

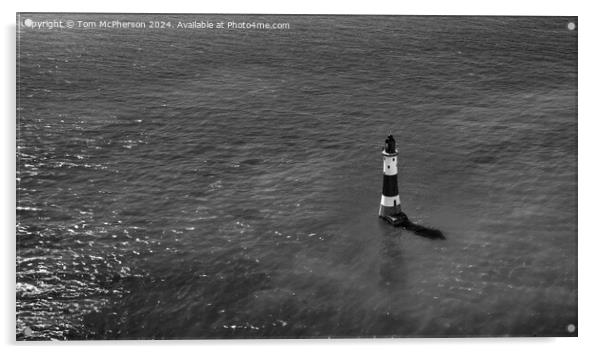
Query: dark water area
[{"left": 16, "top": 15, "right": 577, "bottom": 339}]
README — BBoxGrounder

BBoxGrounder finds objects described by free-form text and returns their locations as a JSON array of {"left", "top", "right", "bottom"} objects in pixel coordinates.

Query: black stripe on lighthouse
[{"left": 382, "top": 175, "right": 399, "bottom": 196}]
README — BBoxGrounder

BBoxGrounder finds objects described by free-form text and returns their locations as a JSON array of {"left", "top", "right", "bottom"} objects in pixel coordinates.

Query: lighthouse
[
  {"left": 379, "top": 135, "right": 403, "bottom": 219},
  {"left": 377, "top": 134, "right": 445, "bottom": 238}
]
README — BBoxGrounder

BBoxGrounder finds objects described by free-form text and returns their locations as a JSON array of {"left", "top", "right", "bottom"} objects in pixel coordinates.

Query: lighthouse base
[
  {"left": 378, "top": 203, "right": 403, "bottom": 218},
  {"left": 380, "top": 211, "right": 408, "bottom": 227}
]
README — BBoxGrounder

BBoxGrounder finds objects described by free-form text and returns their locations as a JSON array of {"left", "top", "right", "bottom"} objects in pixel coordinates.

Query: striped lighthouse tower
[{"left": 379, "top": 135, "right": 402, "bottom": 218}]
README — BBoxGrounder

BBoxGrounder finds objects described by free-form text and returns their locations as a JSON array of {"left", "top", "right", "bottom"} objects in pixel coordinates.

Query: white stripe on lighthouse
[
  {"left": 383, "top": 155, "right": 398, "bottom": 175},
  {"left": 380, "top": 195, "right": 401, "bottom": 207}
]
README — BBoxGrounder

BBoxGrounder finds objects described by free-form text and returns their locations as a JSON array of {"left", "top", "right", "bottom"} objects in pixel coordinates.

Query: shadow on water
[
  {"left": 382, "top": 211, "right": 446, "bottom": 240},
  {"left": 403, "top": 219, "right": 446, "bottom": 240}
]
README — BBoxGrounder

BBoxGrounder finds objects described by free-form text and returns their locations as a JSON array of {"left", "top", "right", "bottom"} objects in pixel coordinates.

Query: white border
[{"left": 3, "top": 1, "right": 600, "bottom": 353}]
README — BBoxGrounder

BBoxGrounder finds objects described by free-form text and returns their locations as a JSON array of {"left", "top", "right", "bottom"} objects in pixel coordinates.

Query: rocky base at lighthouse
[
  {"left": 378, "top": 135, "right": 445, "bottom": 240},
  {"left": 380, "top": 211, "right": 408, "bottom": 227}
]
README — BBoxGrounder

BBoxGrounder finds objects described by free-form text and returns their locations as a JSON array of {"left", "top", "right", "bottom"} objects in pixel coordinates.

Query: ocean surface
[{"left": 16, "top": 15, "right": 577, "bottom": 339}]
